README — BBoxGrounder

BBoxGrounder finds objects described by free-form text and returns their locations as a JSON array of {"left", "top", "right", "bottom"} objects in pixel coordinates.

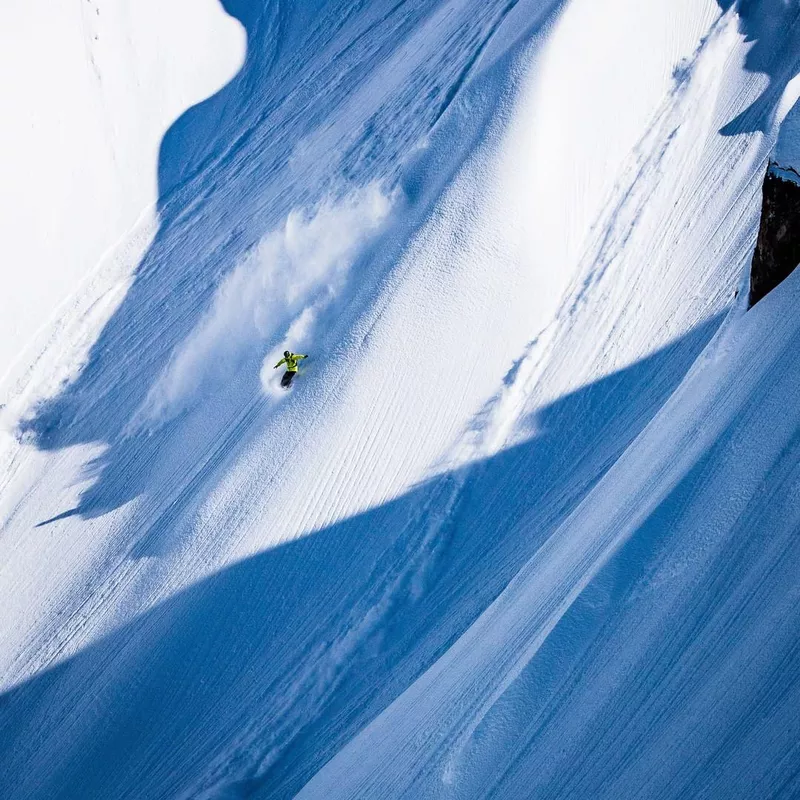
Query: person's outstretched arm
[{"left": 274, "top": 357, "right": 287, "bottom": 369}]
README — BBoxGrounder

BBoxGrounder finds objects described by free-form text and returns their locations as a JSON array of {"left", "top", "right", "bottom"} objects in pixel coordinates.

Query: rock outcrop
[{"left": 749, "top": 100, "right": 800, "bottom": 307}]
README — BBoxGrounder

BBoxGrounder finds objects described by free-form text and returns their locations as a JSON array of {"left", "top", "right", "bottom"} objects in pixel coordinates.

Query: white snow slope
[{"left": 1, "top": 0, "right": 800, "bottom": 798}]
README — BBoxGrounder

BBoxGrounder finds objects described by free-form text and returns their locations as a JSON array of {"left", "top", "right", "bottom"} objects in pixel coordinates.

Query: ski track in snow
[{"left": 3, "top": 0, "right": 800, "bottom": 798}]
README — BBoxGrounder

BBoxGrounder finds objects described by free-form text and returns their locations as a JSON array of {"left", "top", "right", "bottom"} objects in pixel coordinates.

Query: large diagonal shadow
[
  {"left": 0, "top": 317, "right": 724, "bottom": 799},
  {"left": 716, "top": 0, "right": 800, "bottom": 136}
]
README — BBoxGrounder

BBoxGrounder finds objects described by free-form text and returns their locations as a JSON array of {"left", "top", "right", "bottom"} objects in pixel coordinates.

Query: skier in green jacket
[{"left": 274, "top": 350, "right": 308, "bottom": 388}]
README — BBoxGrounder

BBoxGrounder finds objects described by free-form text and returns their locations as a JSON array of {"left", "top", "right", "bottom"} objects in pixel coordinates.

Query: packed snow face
[{"left": 2, "top": 0, "right": 800, "bottom": 799}]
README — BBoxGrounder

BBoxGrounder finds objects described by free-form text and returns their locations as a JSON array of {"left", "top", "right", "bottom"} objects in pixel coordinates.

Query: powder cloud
[{"left": 133, "top": 183, "right": 392, "bottom": 426}]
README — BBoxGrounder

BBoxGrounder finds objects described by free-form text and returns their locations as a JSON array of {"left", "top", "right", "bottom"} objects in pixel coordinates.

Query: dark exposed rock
[{"left": 749, "top": 164, "right": 800, "bottom": 307}]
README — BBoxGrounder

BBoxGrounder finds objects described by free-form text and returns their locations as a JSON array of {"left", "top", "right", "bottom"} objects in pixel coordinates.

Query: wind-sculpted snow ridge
[{"left": 2, "top": 0, "right": 800, "bottom": 798}]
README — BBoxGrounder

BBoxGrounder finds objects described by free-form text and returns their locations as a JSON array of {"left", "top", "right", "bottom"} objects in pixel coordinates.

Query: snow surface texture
[
  {"left": 772, "top": 95, "right": 800, "bottom": 184},
  {"left": 1, "top": 0, "right": 800, "bottom": 798}
]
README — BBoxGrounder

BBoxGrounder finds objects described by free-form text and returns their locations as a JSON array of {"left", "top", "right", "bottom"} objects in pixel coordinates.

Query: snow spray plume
[{"left": 132, "top": 184, "right": 392, "bottom": 427}]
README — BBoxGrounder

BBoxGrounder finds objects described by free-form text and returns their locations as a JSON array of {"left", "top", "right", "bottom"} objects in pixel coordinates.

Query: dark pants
[{"left": 281, "top": 371, "right": 296, "bottom": 388}]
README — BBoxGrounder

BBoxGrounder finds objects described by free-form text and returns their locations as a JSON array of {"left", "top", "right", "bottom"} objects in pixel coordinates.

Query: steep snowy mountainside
[
  {"left": 300, "top": 21, "right": 800, "bottom": 797},
  {"left": 0, "top": 0, "right": 244, "bottom": 395},
  {"left": 1, "top": 0, "right": 800, "bottom": 798}
]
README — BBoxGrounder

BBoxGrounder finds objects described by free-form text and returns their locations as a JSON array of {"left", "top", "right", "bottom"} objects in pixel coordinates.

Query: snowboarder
[{"left": 274, "top": 350, "right": 308, "bottom": 388}]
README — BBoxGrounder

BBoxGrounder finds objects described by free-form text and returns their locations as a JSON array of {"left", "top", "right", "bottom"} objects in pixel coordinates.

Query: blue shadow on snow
[
  {"left": 716, "top": 0, "right": 800, "bottom": 136},
  {"left": 1, "top": 317, "right": 727, "bottom": 799}
]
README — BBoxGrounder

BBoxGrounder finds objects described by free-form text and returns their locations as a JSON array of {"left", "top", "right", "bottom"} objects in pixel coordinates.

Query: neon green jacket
[{"left": 274, "top": 353, "right": 308, "bottom": 372}]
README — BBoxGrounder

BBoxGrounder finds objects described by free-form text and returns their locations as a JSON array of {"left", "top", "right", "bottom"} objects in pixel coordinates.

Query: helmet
[{"left": 284, "top": 350, "right": 291, "bottom": 358}]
